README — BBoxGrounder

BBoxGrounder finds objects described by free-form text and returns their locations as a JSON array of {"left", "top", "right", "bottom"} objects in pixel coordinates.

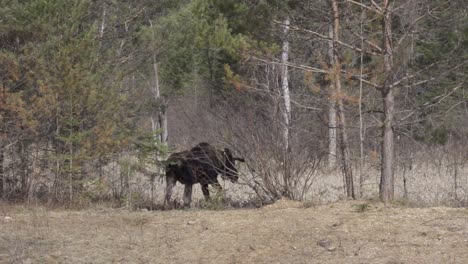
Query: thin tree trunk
[
  {"left": 151, "top": 56, "right": 167, "bottom": 206},
  {"left": 153, "top": 59, "right": 168, "bottom": 145},
  {"left": 453, "top": 162, "right": 458, "bottom": 200},
  {"left": 358, "top": 8, "right": 366, "bottom": 197},
  {"left": 402, "top": 165, "right": 408, "bottom": 200},
  {"left": 127, "top": 166, "right": 132, "bottom": 209},
  {"left": 68, "top": 85, "right": 74, "bottom": 205},
  {"left": 160, "top": 106, "right": 168, "bottom": 145},
  {"left": 380, "top": 0, "right": 395, "bottom": 204},
  {"left": 69, "top": 144, "right": 73, "bottom": 205},
  {"left": 118, "top": 152, "right": 124, "bottom": 200},
  {"left": 99, "top": 5, "right": 106, "bottom": 39},
  {"left": 328, "top": 25, "right": 337, "bottom": 168},
  {"left": 19, "top": 142, "right": 29, "bottom": 201},
  {"left": 280, "top": 17, "right": 291, "bottom": 154},
  {"left": 280, "top": 17, "right": 292, "bottom": 196},
  {"left": 150, "top": 58, "right": 160, "bottom": 142},
  {"left": 0, "top": 148, "right": 3, "bottom": 199},
  {"left": 149, "top": 19, "right": 168, "bottom": 148},
  {"left": 52, "top": 93, "right": 61, "bottom": 204},
  {"left": 331, "top": 0, "right": 355, "bottom": 199},
  {"left": 147, "top": 58, "right": 163, "bottom": 209}
]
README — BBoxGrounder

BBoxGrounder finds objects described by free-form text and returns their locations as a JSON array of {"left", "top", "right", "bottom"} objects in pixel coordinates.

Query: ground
[{"left": 1, "top": 200, "right": 467, "bottom": 264}]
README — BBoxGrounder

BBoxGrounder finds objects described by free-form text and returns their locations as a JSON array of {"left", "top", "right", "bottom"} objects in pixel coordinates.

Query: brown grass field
[{"left": 1, "top": 200, "right": 468, "bottom": 264}]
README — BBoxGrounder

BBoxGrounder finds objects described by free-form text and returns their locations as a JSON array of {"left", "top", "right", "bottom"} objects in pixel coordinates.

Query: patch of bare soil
[{"left": 1, "top": 200, "right": 467, "bottom": 263}]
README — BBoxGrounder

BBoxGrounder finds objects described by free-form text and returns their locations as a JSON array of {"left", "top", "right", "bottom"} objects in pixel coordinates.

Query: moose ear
[{"left": 234, "top": 157, "right": 245, "bottom": 162}]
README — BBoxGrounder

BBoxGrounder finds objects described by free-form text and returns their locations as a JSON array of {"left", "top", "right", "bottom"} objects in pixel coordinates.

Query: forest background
[{"left": 0, "top": 0, "right": 467, "bottom": 208}]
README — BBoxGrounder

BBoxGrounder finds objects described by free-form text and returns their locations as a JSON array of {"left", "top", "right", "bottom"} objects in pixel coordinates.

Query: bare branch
[
  {"left": 283, "top": 22, "right": 382, "bottom": 56},
  {"left": 392, "top": 60, "right": 468, "bottom": 88},
  {"left": 345, "top": 0, "right": 383, "bottom": 15},
  {"left": 243, "top": 77, "right": 322, "bottom": 111},
  {"left": 427, "top": 6, "right": 441, "bottom": 20},
  {"left": 396, "top": 2, "right": 454, "bottom": 51},
  {"left": 250, "top": 55, "right": 328, "bottom": 74},
  {"left": 347, "top": 74, "right": 383, "bottom": 90},
  {"left": 289, "top": 99, "right": 322, "bottom": 111},
  {"left": 1, "top": 139, "right": 19, "bottom": 151},
  {"left": 371, "top": 0, "right": 383, "bottom": 12},
  {"left": 346, "top": 28, "right": 383, "bottom": 53},
  {"left": 398, "top": 83, "right": 463, "bottom": 122},
  {"left": 395, "top": 13, "right": 427, "bottom": 50}
]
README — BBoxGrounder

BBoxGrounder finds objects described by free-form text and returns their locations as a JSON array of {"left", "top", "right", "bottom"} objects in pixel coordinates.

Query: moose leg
[
  {"left": 202, "top": 178, "right": 222, "bottom": 201},
  {"left": 201, "top": 184, "right": 210, "bottom": 200},
  {"left": 164, "top": 176, "right": 176, "bottom": 209},
  {"left": 183, "top": 184, "right": 193, "bottom": 208},
  {"left": 209, "top": 180, "right": 223, "bottom": 201}
]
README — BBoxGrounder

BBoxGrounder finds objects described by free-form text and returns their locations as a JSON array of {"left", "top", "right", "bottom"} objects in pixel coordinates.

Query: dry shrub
[{"left": 203, "top": 91, "right": 327, "bottom": 203}]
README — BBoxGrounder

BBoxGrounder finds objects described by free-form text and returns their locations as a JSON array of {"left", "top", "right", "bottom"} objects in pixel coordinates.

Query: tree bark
[
  {"left": 380, "top": 0, "right": 395, "bottom": 204},
  {"left": 280, "top": 17, "right": 291, "bottom": 153},
  {"left": 0, "top": 148, "right": 3, "bottom": 199},
  {"left": 99, "top": 5, "right": 106, "bottom": 39},
  {"left": 328, "top": 25, "right": 337, "bottom": 168},
  {"left": 278, "top": 17, "right": 292, "bottom": 196},
  {"left": 151, "top": 57, "right": 168, "bottom": 146},
  {"left": 19, "top": 142, "right": 29, "bottom": 201},
  {"left": 358, "top": 8, "right": 366, "bottom": 197},
  {"left": 330, "top": 0, "right": 355, "bottom": 199},
  {"left": 69, "top": 143, "right": 73, "bottom": 204},
  {"left": 149, "top": 20, "right": 168, "bottom": 148}
]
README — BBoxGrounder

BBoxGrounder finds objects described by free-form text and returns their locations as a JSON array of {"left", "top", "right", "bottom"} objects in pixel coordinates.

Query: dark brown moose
[{"left": 164, "top": 142, "right": 245, "bottom": 208}]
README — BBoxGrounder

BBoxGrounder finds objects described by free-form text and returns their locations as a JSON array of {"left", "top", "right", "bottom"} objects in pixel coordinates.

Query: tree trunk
[
  {"left": 358, "top": 8, "right": 366, "bottom": 197},
  {"left": 99, "top": 5, "right": 106, "bottom": 39},
  {"left": 380, "top": 0, "right": 395, "bottom": 204},
  {"left": 69, "top": 143, "right": 73, "bottom": 204},
  {"left": 280, "top": 17, "right": 291, "bottom": 154},
  {"left": 151, "top": 57, "right": 168, "bottom": 146},
  {"left": 280, "top": 17, "right": 293, "bottom": 196},
  {"left": 328, "top": 25, "right": 337, "bottom": 168},
  {"left": 52, "top": 99, "right": 61, "bottom": 204},
  {"left": 19, "top": 142, "right": 29, "bottom": 201},
  {"left": 0, "top": 148, "right": 3, "bottom": 199},
  {"left": 453, "top": 162, "right": 458, "bottom": 201},
  {"left": 331, "top": 0, "right": 355, "bottom": 199},
  {"left": 149, "top": 20, "right": 168, "bottom": 148},
  {"left": 149, "top": 57, "right": 166, "bottom": 207}
]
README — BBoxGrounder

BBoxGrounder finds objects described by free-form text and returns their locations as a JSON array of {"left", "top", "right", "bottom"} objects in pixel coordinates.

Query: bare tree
[
  {"left": 148, "top": 20, "right": 168, "bottom": 148},
  {"left": 358, "top": 6, "right": 366, "bottom": 198},
  {"left": 328, "top": 24, "right": 338, "bottom": 168},
  {"left": 330, "top": 0, "right": 355, "bottom": 199},
  {"left": 280, "top": 17, "right": 291, "bottom": 153},
  {"left": 150, "top": 57, "right": 168, "bottom": 147},
  {"left": 379, "top": 0, "right": 396, "bottom": 203}
]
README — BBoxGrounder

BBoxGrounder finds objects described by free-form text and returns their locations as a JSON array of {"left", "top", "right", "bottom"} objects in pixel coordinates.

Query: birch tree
[
  {"left": 150, "top": 59, "right": 168, "bottom": 147},
  {"left": 281, "top": 17, "right": 292, "bottom": 153}
]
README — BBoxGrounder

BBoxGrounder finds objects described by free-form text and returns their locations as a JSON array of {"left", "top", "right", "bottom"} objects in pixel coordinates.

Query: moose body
[{"left": 164, "top": 142, "right": 244, "bottom": 208}]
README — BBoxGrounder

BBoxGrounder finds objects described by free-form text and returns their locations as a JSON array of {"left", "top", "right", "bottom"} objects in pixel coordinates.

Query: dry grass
[
  {"left": 1, "top": 200, "right": 468, "bottom": 263},
  {"left": 96, "top": 152, "right": 468, "bottom": 210}
]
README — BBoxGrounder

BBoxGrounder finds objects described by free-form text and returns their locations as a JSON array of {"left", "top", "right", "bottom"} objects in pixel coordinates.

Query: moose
[{"left": 164, "top": 142, "right": 245, "bottom": 208}]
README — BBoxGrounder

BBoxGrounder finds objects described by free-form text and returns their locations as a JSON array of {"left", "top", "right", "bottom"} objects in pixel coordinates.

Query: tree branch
[
  {"left": 347, "top": 73, "right": 383, "bottom": 90},
  {"left": 345, "top": 0, "right": 383, "bottom": 15},
  {"left": 250, "top": 55, "right": 328, "bottom": 73},
  {"left": 275, "top": 21, "right": 382, "bottom": 56},
  {"left": 392, "top": 60, "right": 468, "bottom": 88},
  {"left": 398, "top": 83, "right": 463, "bottom": 122},
  {"left": 370, "top": 0, "right": 383, "bottom": 12}
]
